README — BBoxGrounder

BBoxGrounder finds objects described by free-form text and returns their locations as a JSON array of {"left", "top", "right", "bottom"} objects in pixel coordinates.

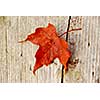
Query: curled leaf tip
[{"left": 33, "top": 70, "right": 36, "bottom": 75}]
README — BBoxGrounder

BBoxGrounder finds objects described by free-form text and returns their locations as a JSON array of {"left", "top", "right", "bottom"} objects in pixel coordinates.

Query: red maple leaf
[{"left": 19, "top": 23, "right": 71, "bottom": 74}]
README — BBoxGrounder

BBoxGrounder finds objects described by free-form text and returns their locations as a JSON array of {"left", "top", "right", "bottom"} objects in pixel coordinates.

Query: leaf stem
[
  {"left": 59, "top": 28, "right": 82, "bottom": 37},
  {"left": 61, "top": 16, "right": 71, "bottom": 83}
]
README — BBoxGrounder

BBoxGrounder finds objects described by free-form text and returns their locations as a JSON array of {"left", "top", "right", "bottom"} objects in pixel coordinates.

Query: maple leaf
[{"left": 19, "top": 23, "right": 71, "bottom": 74}]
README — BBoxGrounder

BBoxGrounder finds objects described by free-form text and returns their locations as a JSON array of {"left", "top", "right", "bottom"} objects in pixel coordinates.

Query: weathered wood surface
[{"left": 0, "top": 16, "right": 100, "bottom": 83}]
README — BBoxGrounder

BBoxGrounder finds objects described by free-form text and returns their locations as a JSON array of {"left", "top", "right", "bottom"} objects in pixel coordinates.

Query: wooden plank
[
  {"left": 64, "top": 16, "right": 100, "bottom": 83},
  {"left": 0, "top": 16, "right": 100, "bottom": 83},
  {"left": 6, "top": 16, "right": 21, "bottom": 82},
  {"left": 0, "top": 16, "right": 8, "bottom": 82}
]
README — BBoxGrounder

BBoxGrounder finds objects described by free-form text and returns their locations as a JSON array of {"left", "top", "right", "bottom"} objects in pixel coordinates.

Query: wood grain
[{"left": 0, "top": 16, "right": 100, "bottom": 83}]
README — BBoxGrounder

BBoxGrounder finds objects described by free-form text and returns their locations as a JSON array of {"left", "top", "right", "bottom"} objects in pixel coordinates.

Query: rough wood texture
[{"left": 0, "top": 16, "right": 100, "bottom": 83}]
